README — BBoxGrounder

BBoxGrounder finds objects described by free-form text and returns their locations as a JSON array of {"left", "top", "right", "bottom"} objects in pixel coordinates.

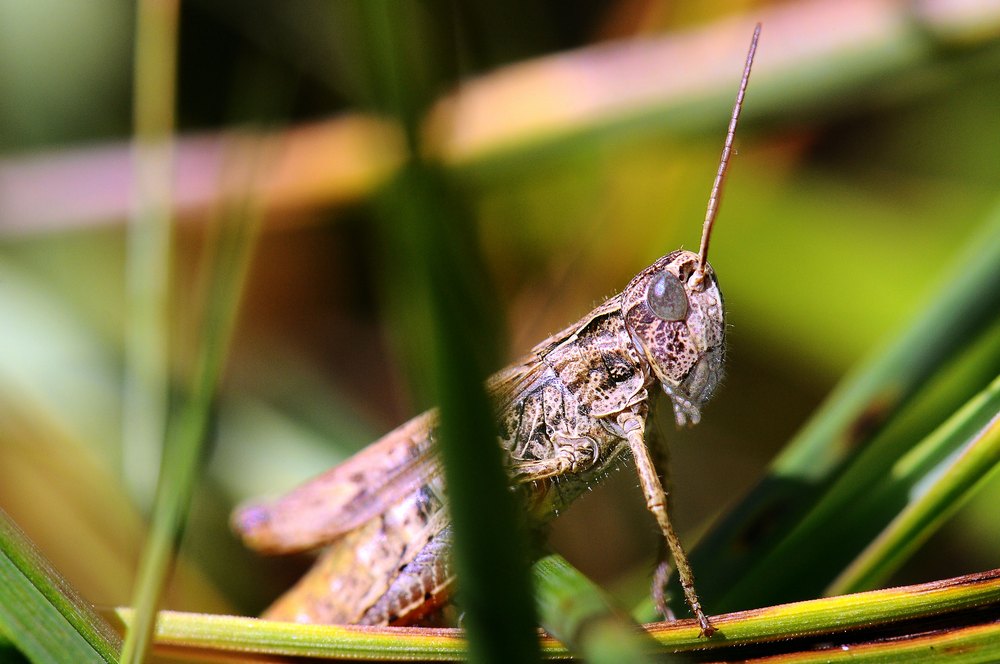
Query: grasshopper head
[{"left": 621, "top": 249, "right": 724, "bottom": 426}]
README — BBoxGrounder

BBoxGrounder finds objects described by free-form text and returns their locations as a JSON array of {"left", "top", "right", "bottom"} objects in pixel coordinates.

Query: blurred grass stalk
[
  {"left": 120, "top": 0, "right": 180, "bottom": 660},
  {"left": 122, "top": 0, "right": 178, "bottom": 512},
  {"left": 375, "top": 159, "right": 541, "bottom": 663},
  {"left": 830, "top": 373, "right": 1000, "bottom": 594},
  {"left": 0, "top": 508, "right": 120, "bottom": 663},
  {"left": 358, "top": 2, "right": 541, "bottom": 661},
  {"left": 5, "top": 0, "right": 1000, "bottom": 233},
  {"left": 533, "top": 554, "right": 661, "bottom": 663},
  {"left": 121, "top": 134, "right": 264, "bottom": 663},
  {"left": 121, "top": 2, "right": 268, "bottom": 660}
]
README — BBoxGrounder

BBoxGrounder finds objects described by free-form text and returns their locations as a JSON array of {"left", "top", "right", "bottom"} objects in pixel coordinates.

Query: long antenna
[{"left": 695, "top": 23, "right": 760, "bottom": 281}]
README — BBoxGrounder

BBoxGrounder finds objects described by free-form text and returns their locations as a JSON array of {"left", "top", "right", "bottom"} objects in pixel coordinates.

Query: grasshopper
[{"left": 233, "top": 24, "right": 760, "bottom": 637}]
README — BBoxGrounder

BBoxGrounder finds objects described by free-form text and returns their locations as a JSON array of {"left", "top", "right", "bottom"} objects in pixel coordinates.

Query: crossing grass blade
[
  {"left": 357, "top": 3, "right": 541, "bottom": 662},
  {"left": 829, "top": 372, "right": 1000, "bottom": 594},
  {"left": 0, "top": 509, "right": 120, "bottom": 664},
  {"left": 533, "top": 554, "right": 662, "bottom": 663},
  {"left": 111, "top": 567, "right": 1000, "bottom": 660},
  {"left": 686, "top": 202, "right": 1000, "bottom": 612},
  {"left": 119, "top": 0, "right": 180, "bottom": 659},
  {"left": 121, "top": 139, "right": 264, "bottom": 663}
]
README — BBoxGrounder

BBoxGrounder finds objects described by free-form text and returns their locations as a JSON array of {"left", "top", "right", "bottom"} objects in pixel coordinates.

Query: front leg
[
  {"left": 645, "top": 409, "right": 677, "bottom": 622},
  {"left": 617, "top": 407, "right": 715, "bottom": 637},
  {"left": 510, "top": 436, "right": 600, "bottom": 482}
]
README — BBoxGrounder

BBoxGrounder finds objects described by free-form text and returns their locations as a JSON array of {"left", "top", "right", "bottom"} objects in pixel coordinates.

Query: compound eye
[{"left": 646, "top": 270, "right": 688, "bottom": 321}]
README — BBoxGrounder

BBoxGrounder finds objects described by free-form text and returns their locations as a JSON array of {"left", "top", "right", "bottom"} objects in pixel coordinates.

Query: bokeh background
[{"left": 1, "top": 0, "right": 1000, "bottom": 625}]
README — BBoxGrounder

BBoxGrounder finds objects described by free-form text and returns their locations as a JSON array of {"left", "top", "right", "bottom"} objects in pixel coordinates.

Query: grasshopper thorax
[{"left": 621, "top": 249, "right": 724, "bottom": 427}]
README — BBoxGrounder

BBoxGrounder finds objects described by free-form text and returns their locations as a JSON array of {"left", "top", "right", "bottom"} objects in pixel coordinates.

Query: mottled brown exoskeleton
[{"left": 233, "top": 24, "right": 760, "bottom": 638}]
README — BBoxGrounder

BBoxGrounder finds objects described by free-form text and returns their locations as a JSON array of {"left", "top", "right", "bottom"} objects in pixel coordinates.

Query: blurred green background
[{"left": 1, "top": 0, "right": 1000, "bottom": 628}]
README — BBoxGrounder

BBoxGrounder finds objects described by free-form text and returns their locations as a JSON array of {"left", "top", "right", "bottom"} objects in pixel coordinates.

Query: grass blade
[
  {"left": 829, "top": 373, "right": 1000, "bottom": 594},
  {"left": 121, "top": 0, "right": 180, "bottom": 658},
  {"left": 113, "top": 568, "right": 1000, "bottom": 660},
  {"left": 121, "top": 138, "right": 263, "bottom": 663},
  {"left": 121, "top": 0, "right": 179, "bottom": 511},
  {"left": 357, "top": 3, "right": 541, "bottom": 661},
  {"left": 689, "top": 203, "right": 1000, "bottom": 611},
  {"left": 644, "top": 569, "right": 1000, "bottom": 650},
  {"left": 533, "top": 554, "right": 661, "bottom": 663},
  {"left": 375, "top": 160, "right": 540, "bottom": 663},
  {"left": 114, "top": 608, "right": 471, "bottom": 661},
  {"left": 726, "top": 623, "right": 1000, "bottom": 663},
  {"left": 690, "top": 317, "right": 1000, "bottom": 615},
  {"left": 0, "top": 509, "right": 120, "bottom": 663}
]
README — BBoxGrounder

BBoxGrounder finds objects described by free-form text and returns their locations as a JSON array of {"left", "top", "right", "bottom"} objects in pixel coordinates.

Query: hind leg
[{"left": 361, "top": 526, "right": 455, "bottom": 626}]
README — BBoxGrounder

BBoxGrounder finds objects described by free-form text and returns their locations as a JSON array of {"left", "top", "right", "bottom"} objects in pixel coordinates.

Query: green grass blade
[
  {"left": 689, "top": 203, "right": 1000, "bottom": 611},
  {"left": 729, "top": 623, "right": 1000, "bottom": 664},
  {"left": 687, "top": 317, "right": 1000, "bottom": 614},
  {"left": 829, "top": 373, "right": 1000, "bottom": 594},
  {"left": 533, "top": 554, "right": 662, "bottom": 663},
  {"left": 113, "top": 568, "right": 1000, "bottom": 660},
  {"left": 120, "top": 0, "right": 180, "bottom": 658},
  {"left": 644, "top": 569, "right": 1000, "bottom": 650},
  {"left": 357, "top": 3, "right": 541, "bottom": 661},
  {"left": 121, "top": 140, "right": 263, "bottom": 663},
  {"left": 774, "top": 202, "right": 1000, "bottom": 475},
  {"left": 114, "top": 608, "right": 471, "bottom": 661},
  {"left": 0, "top": 509, "right": 120, "bottom": 663},
  {"left": 121, "top": 0, "right": 178, "bottom": 511},
  {"left": 375, "top": 161, "right": 540, "bottom": 663}
]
